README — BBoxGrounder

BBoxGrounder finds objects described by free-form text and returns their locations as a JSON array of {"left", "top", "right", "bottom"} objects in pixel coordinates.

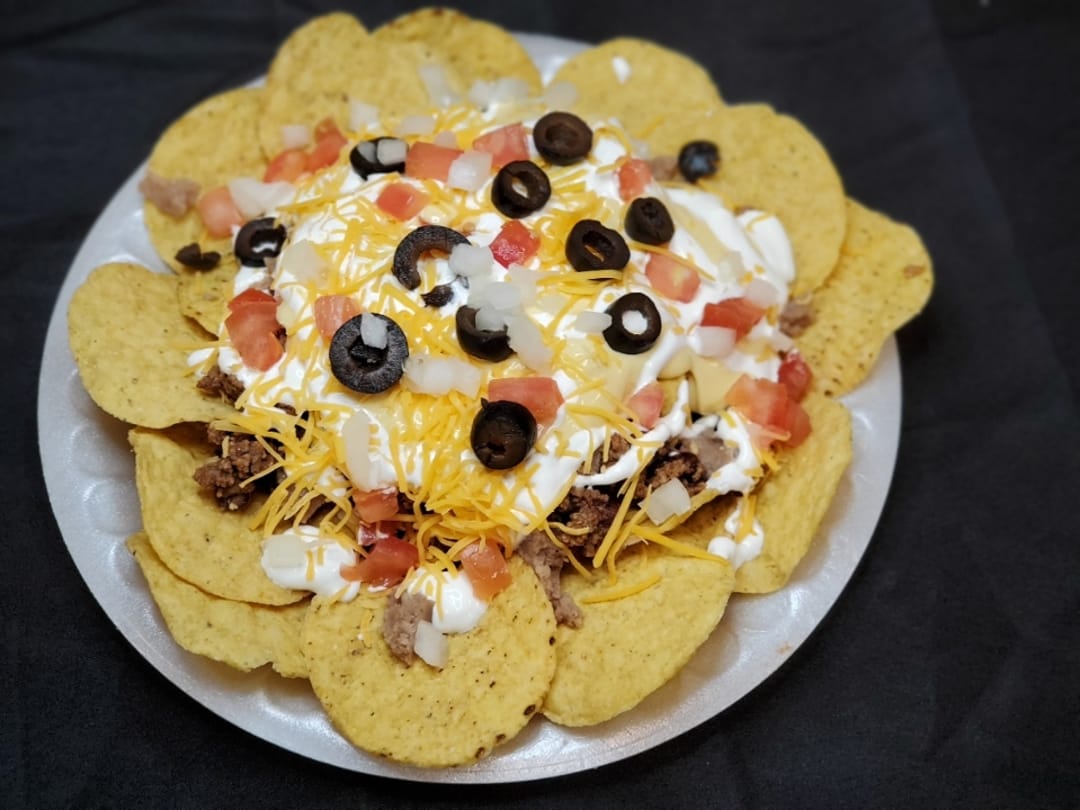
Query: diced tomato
[
  {"left": 264, "top": 148, "right": 307, "bottom": 183},
  {"left": 339, "top": 537, "right": 418, "bottom": 587},
  {"left": 701, "top": 297, "right": 766, "bottom": 341},
  {"left": 227, "top": 288, "right": 277, "bottom": 313},
  {"left": 488, "top": 376, "right": 564, "bottom": 425},
  {"left": 196, "top": 185, "right": 243, "bottom": 239},
  {"left": 724, "top": 374, "right": 812, "bottom": 448},
  {"left": 626, "top": 381, "right": 665, "bottom": 429},
  {"left": 778, "top": 351, "right": 813, "bottom": 402},
  {"left": 472, "top": 123, "right": 530, "bottom": 169},
  {"left": 375, "top": 181, "right": 430, "bottom": 222},
  {"left": 305, "top": 118, "right": 348, "bottom": 172},
  {"left": 225, "top": 310, "right": 283, "bottom": 371},
  {"left": 644, "top": 253, "right": 701, "bottom": 303},
  {"left": 489, "top": 220, "right": 539, "bottom": 268},
  {"left": 353, "top": 487, "right": 400, "bottom": 524},
  {"left": 459, "top": 539, "right": 512, "bottom": 601},
  {"left": 313, "top": 294, "right": 360, "bottom": 340},
  {"left": 617, "top": 158, "right": 653, "bottom": 201},
  {"left": 405, "top": 141, "right": 463, "bottom": 182},
  {"left": 357, "top": 520, "right": 404, "bottom": 547}
]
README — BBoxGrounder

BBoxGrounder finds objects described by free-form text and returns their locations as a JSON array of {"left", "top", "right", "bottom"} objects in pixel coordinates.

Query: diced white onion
[
  {"left": 404, "top": 354, "right": 482, "bottom": 397},
  {"left": 468, "top": 77, "right": 530, "bottom": 107},
  {"left": 507, "top": 314, "right": 553, "bottom": 371},
  {"left": 395, "top": 115, "right": 435, "bottom": 137},
  {"left": 543, "top": 80, "right": 578, "bottom": 109},
  {"left": 375, "top": 138, "right": 408, "bottom": 166},
  {"left": 745, "top": 277, "right": 780, "bottom": 308},
  {"left": 696, "top": 326, "right": 737, "bottom": 358},
  {"left": 279, "top": 239, "right": 326, "bottom": 284},
  {"left": 227, "top": 177, "right": 294, "bottom": 219},
  {"left": 433, "top": 131, "right": 459, "bottom": 149},
  {"left": 484, "top": 281, "right": 522, "bottom": 311},
  {"left": 360, "top": 313, "right": 388, "bottom": 349},
  {"left": 446, "top": 150, "right": 493, "bottom": 192},
  {"left": 644, "top": 479, "right": 693, "bottom": 525},
  {"left": 506, "top": 264, "right": 539, "bottom": 306},
  {"left": 449, "top": 243, "right": 493, "bottom": 278},
  {"left": 281, "top": 124, "right": 311, "bottom": 149},
  {"left": 475, "top": 306, "right": 508, "bottom": 332},
  {"left": 419, "top": 63, "right": 460, "bottom": 108},
  {"left": 574, "top": 310, "right": 612, "bottom": 333},
  {"left": 342, "top": 410, "right": 374, "bottom": 490},
  {"left": 348, "top": 99, "right": 380, "bottom": 132},
  {"left": 413, "top": 620, "right": 448, "bottom": 669}
]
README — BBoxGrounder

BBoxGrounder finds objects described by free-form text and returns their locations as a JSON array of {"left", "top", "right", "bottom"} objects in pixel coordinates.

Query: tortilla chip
[
  {"left": 127, "top": 532, "right": 308, "bottom": 677},
  {"left": 542, "top": 547, "right": 733, "bottom": 727},
  {"left": 130, "top": 426, "right": 304, "bottom": 606},
  {"left": 67, "top": 263, "right": 235, "bottom": 428},
  {"left": 176, "top": 262, "right": 236, "bottom": 335},
  {"left": 302, "top": 557, "right": 555, "bottom": 767},
  {"left": 551, "top": 38, "right": 725, "bottom": 143},
  {"left": 696, "top": 104, "right": 847, "bottom": 296},
  {"left": 143, "top": 87, "right": 265, "bottom": 273},
  {"left": 796, "top": 199, "right": 933, "bottom": 396},
  {"left": 374, "top": 8, "right": 541, "bottom": 98},
  {"left": 258, "top": 13, "right": 429, "bottom": 156}
]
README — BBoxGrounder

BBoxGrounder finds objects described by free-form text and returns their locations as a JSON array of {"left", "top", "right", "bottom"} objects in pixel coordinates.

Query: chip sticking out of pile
[{"left": 65, "top": 7, "right": 932, "bottom": 768}]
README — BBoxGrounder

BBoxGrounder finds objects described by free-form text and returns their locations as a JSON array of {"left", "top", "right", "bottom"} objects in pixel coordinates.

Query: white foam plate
[{"left": 39, "top": 33, "right": 900, "bottom": 783}]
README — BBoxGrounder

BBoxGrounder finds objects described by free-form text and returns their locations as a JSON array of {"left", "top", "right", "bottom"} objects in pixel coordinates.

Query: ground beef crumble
[
  {"left": 779, "top": 294, "right": 814, "bottom": 337},
  {"left": 516, "top": 532, "right": 583, "bottom": 628},
  {"left": 383, "top": 592, "right": 434, "bottom": 665},
  {"left": 192, "top": 427, "right": 276, "bottom": 510},
  {"left": 195, "top": 366, "right": 245, "bottom": 404}
]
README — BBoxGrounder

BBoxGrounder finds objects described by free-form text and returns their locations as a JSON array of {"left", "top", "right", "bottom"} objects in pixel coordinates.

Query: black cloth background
[{"left": 3, "top": 0, "right": 1078, "bottom": 806}]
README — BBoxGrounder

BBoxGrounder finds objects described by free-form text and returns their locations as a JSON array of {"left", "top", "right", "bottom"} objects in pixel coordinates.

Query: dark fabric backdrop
[{"left": 3, "top": 0, "right": 1078, "bottom": 807}]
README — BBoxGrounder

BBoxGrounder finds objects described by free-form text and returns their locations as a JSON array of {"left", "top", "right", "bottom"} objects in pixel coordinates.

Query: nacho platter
[{"left": 40, "top": 27, "right": 910, "bottom": 781}]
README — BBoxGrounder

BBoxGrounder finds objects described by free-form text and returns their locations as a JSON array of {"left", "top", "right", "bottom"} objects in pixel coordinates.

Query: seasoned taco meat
[
  {"left": 195, "top": 366, "right": 245, "bottom": 404},
  {"left": 516, "top": 532, "right": 583, "bottom": 628},
  {"left": 383, "top": 592, "right": 435, "bottom": 665},
  {"left": 779, "top": 294, "right": 814, "bottom": 337},
  {"left": 138, "top": 170, "right": 200, "bottom": 218},
  {"left": 192, "top": 428, "right": 276, "bottom": 510}
]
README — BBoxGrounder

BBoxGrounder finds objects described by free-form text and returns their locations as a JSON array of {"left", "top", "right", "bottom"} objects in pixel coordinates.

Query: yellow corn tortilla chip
[
  {"left": 130, "top": 426, "right": 304, "bottom": 606},
  {"left": 796, "top": 198, "right": 933, "bottom": 396},
  {"left": 67, "top": 262, "right": 235, "bottom": 428},
  {"left": 143, "top": 87, "right": 264, "bottom": 272},
  {"left": 542, "top": 547, "right": 733, "bottom": 727},
  {"left": 302, "top": 557, "right": 555, "bottom": 767},
  {"left": 674, "top": 391, "right": 852, "bottom": 593},
  {"left": 374, "top": 8, "right": 541, "bottom": 98},
  {"left": 258, "top": 13, "right": 429, "bottom": 157},
  {"left": 176, "top": 263, "right": 235, "bottom": 335},
  {"left": 551, "top": 38, "right": 725, "bottom": 142},
  {"left": 697, "top": 104, "right": 847, "bottom": 296},
  {"left": 127, "top": 532, "right": 308, "bottom": 677}
]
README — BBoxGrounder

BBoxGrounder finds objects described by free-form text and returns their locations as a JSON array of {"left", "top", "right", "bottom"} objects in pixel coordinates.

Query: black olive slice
[
  {"left": 603, "top": 292, "right": 662, "bottom": 355},
  {"left": 566, "top": 219, "right": 630, "bottom": 272},
  {"left": 421, "top": 283, "right": 455, "bottom": 308},
  {"left": 235, "top": 218, "right": 287, "bottom": 267},
  {"left": 455, "top": 306, "right": 513, "bottom": 362},
  {"left": 533, "top": 112, "right": 593, "bottom": 165},
  {"left": 329, "top": 313, "right": 409, "bottom": 394},
  {"left": 392, "top": 225, "right": 470, "bottom": 290},
  {"left": 174, "top": 242, "right": 221, "bottom": 270},
  {"left": 349, "top": 137, "right": 407, "bottom": 179},
  {"left": 624, "top": 197, "right": 675, "bottom": 245},
  {"left": 471, "top": 399, "right": 537, "bottom": 470},
  {"left": 677, "top": 140, "right": 720, "bottom": 183},
  {"left": 491, "top": 160, "right": 551, "bottom": 218}
]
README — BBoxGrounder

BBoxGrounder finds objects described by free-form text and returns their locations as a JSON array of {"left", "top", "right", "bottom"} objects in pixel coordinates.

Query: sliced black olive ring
[
  {"left": 566, "top": 219, "right": 631, "bottom": 272},
  {"left": 533, "top": 111, "right": 593, "bottom": 165},
  {"left": 392, "top": 225, "right": 470, "bottom": 291},
  {"left": 235, "top": 218, "right": 287, "bottom": 267},
  {"left": 349, "top": 137, "right": 407, "bottom": 179},
  {"left": 471, "top": 399, "right": 537, "bottom": 470},
  {"left": 491, "top": 160, "right": 551, "bottom": 218},
  {"left": 174, "top": 242, "right": 220, "bottom": 271},
  {"left": 329, "top": 313, "right": 409, "bottom": 394},
  {"left": 421, "top": 283, "right": 455, "bottom": 308},
  {"left": 677, "top": 140, "right": 721, "bottom": 183},
  {"left": 455, "top": 305, "right": 513, "bottom": 362},
  {"left": 603, "top": 292, "right": 662, "bottom": 355},
  {"left": 624, "top": 197, "right": 675, "bottom": 245}
]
